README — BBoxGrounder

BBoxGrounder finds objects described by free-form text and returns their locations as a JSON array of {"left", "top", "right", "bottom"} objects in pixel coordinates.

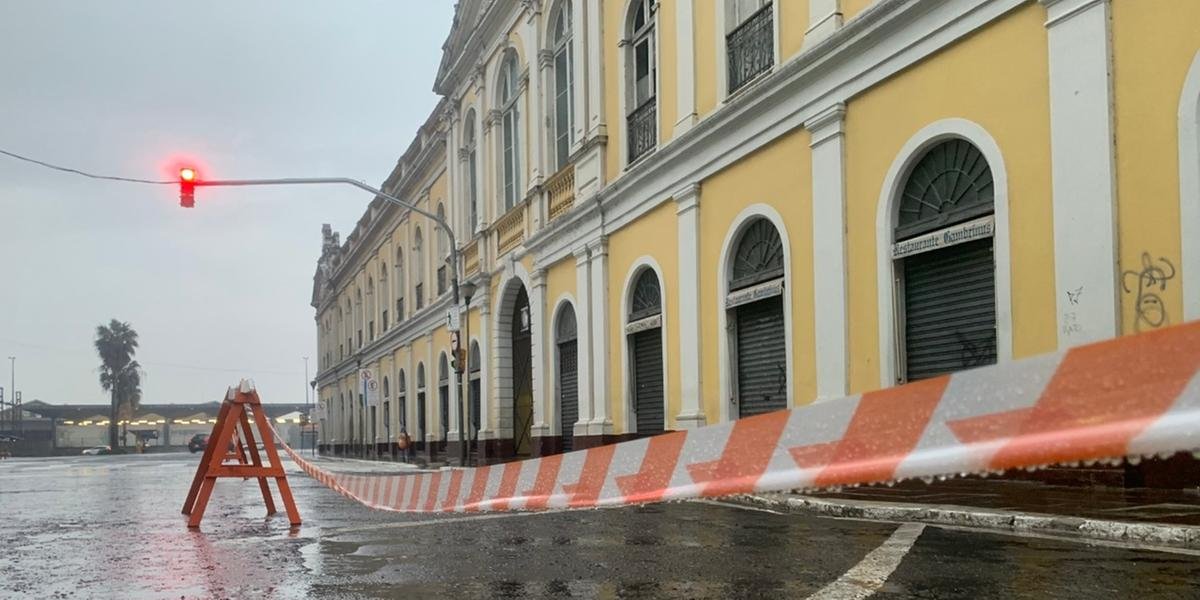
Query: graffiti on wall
[{"left": 1122, "top": 253, "right": 1176, "bottom": 333}]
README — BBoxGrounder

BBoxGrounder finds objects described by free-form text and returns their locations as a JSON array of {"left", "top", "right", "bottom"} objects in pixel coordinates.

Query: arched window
[
  {"left": 727, "top": 218, "right": 787, "bottom": 419},
  {"left": 366, "top": 277, "right": 376, "bottom": 341},
  {"left": 626, "top": 268, "right": 664, "bottom": 435},
  {"left": 625, "top": 0, "right": 657, "bottom": 163},
  {"left": 555, "top": 304, "right": 579, "bottom": 451},
  {"left": 463, "top": 110, "right": 479, "bottom": 230},
  {"left": 413, "top": 228, "right": 425, "bottom": 310},
  {"left": 436, "top": 203, "right": 449, "bottom": 296},
  {"left": 438, "top": 352, "right": 450, "bottom": 444},
  {"left": 354, "top": 287, "right": 363, "bottom": 349},
  {"left": 498, "top": 50, "right": 522, "bottom": 211},
  {"left": 395, "top": 248, "right": 406, "bottom": 321},
  {"left": 893, "top": 139, "right": 997, "bottom": 381},
  {"left": 379, "top": 263, "right": 389, "bottom": 331},
  {"left": 551, "top": 0, "right": 575, "bottom": 170}
]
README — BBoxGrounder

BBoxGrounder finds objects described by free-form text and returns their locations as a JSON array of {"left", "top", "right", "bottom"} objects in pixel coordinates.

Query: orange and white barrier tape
[{"left": 278, "top": 321, "right": 1200, "bottom": 513}]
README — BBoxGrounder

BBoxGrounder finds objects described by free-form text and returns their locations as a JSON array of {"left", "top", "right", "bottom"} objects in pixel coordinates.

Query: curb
[{"left": 738, "top": 494, "right": 1200, "bottom": 551}]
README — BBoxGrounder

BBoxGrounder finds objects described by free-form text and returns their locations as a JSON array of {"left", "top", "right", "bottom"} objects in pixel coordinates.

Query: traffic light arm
[{"left": 192, "top": 177, "right": 461, "bottom": 308}]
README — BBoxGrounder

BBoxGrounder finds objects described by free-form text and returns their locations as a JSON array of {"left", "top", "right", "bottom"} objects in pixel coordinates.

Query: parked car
[
  {"left": 187, "top": 433, "right": 210, "bottom": 453},
  {"left": 81, "top": 445, "right": 110, "bottom": 455}
]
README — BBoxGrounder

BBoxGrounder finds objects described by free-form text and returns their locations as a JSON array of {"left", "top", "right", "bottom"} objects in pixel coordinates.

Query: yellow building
[{"left": 312, "top": 0, "right": 1200, "bottom": 465}]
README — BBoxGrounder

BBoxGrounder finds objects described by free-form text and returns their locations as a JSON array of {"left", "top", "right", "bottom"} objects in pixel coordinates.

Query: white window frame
[{"left": 619, "top": 0, "right": 661, "bottom": 168}]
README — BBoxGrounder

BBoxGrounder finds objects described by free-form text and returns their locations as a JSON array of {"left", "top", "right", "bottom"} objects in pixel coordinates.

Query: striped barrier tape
[{"left": 278, "top": 321, "right": 1200, "bottom": 513}]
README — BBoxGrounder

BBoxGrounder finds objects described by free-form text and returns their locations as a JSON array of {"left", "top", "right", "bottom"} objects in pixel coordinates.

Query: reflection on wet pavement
[{"left": 2, "top": 453, "right": 1198, "bottom": 599}]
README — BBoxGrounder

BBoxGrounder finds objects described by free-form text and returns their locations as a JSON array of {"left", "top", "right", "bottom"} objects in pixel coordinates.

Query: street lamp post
[
  {"left": 458, "top": 281, "right": 477, "bottom": 467},
  {"left": 7, "top": 356, "right": 14, "bottom": 434},
  {"left": 303, "top": 356, "right": 309, "bottom": 452}
]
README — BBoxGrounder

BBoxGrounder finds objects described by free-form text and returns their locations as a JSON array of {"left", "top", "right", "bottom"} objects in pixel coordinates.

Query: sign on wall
[{"left": 891, "top": 215, "right": 995, "bottom": 259}]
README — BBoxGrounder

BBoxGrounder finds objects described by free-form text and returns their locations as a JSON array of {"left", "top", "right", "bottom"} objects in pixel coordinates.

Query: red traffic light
[{"left": 179, "top": 167, "right": 196, "bottom": 208}]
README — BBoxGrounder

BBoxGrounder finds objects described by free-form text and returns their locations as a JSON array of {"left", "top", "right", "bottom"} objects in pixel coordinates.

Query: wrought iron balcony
[
  {"left": 627, "top": 97, "right": 657, "bottom": 164},
  {"left": 545, "top": 163, "right": 576, "bottom": 222},
  {"left": 726, "top": 3, "right": 774, "bottom": 94}
]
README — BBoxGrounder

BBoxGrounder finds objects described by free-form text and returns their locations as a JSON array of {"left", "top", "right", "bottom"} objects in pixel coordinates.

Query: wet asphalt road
[{"left": 2, "top": 453, "right": 1198, "bottom": 599}]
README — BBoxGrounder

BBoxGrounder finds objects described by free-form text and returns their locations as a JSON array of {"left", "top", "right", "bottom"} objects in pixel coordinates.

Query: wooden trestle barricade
[{"left": 181, "top": 380, "right": 301, "bottom": 528}]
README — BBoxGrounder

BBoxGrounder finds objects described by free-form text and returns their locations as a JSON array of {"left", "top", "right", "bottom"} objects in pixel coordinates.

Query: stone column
[
  {"left": 807, "top": 104, "right": 849, "bottom": 399},
  {"left": 806, "top": 0, "right": 843, "bottom": 46},
  {"left": 529, "top": 268, "right": 551, "bottom": 452},
  {"left": 674, "top": 184, "right": 706, "bottom": 428},
  {"left": 587, "top": 237, "right": 612, "bottom": 437},
  {"left": 573, "top": 245, "right": 593, "bottom": 438},
  {"left": 1042, "top": 0, "right": 1119, "bottom": 346}
]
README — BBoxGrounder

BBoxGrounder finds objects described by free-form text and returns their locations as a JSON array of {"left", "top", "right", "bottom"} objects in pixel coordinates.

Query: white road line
[
  {"left": 807, "top": 523, "right": 925, "bottom": 600},
  {"left": 692, "top": 499, "right": 786, "bottom": 515}
]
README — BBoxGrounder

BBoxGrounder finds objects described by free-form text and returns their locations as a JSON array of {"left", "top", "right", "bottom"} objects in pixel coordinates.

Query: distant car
[
  {"left": 188, "top": 434, "right": 210, "bottom": 453},
  {"left": 81, "top": 446, "right": 110, "bottom": 455}
]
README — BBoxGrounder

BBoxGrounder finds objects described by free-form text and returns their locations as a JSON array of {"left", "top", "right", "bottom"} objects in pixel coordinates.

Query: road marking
[
  {"left": 692, "top": 498, "right": 786, "bottom": 515},
  {"left": 807, "top": 523, "right": 924, "bottom": 600}
]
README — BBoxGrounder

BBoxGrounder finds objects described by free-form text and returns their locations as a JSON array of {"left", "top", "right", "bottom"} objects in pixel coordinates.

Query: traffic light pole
[{"left": 190, "top": 176, "right": 466, "bottom": 464}]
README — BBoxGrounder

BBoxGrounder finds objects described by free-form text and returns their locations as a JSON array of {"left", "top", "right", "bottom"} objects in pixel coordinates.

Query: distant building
[{"left": 1, "top": 401, "right": 310, "bottom": 456}]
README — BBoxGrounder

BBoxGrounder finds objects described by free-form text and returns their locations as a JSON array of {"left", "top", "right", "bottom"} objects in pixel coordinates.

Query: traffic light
[{"left": 179, "top": 167, "right": 196, "bottom": 208}]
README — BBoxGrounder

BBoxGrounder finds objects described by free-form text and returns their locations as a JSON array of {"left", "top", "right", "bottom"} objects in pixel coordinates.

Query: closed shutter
[
  {"left": 439, "top": 385, "right": 449, "bottom": 441},
  {"left": 902, "top": 238, "right": 997, "bottom": 381},
  {"left": 631, "top": 328, "right": 665, "bottom": 434},
  {"left": 736, "top": 295, "right": 787, "bottom": 418},
  {"left": 469, "top": 380, "right": 480, "bottom": 439},
  {"left": 416, "top": 392, "right": 426, "bottom": 441},
  {"left": 558, "top": 340, "right": 579, "bottom": 451}
]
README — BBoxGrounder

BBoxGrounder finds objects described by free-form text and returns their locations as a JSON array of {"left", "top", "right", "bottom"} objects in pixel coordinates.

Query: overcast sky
[{"left": 0, "top": 2, "right": 454, "bottom": 406}]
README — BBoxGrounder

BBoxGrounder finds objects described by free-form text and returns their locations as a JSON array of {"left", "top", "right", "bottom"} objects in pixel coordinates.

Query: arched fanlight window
[
  {"left": 896, "top": 138, "right": 995, "bottom": 239},
  {"left": 382, "top": 376, "right": 389, "bottom": 399},
  {"left": 498, "top": 50, "right": 522, "bottom": 211},
  {"left": 551, "top": 0, "right": 574, "bottom": 170},
  {"left": 397, "top": 368, "right": 408, "bottom": 431},
  {"left": 463, "top": 110, "right": 479, "bottom": 229},
  {"left": 556, "top": 306, "right": 578, "bottom": 342},
  {"left": 730, "top": 218, "right": 784, "bottom": 291},
  {"left": 629, "top": 268, "right": 662, "bottom": 322},
  {"left": 625, "top": 0, "right": 657, "bottom": 163},
  {"left": 417, "top": 363, "right": 426, "bottom": 389}
]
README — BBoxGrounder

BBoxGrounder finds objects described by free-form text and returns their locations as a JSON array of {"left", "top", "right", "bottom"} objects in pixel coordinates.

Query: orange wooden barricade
[{"left": 181, "top": 381, "right": 300, "bottom": 528}]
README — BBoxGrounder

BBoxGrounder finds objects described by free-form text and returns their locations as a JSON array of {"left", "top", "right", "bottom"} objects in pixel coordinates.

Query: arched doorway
[
  {"left": 893, "top": 138, "right": 997, "bottom": 381},
  {"left": 438, "top": 353, "right": 450, "bottom": 454},
  {"left": 727, "top": 218, "right": 787, "bottom": 419},
  {"left": 416, "top": 363, "right": 427, "bottom": 455},
  {"left": 469, "top": 341, "right": 481, "bottom": 447},
  {"left": 627, "top": 269, "right": 664, "bottom": 435},
  {"left": 511, "top": 286, "right": 534, "bottom": 456},
  {"left": 556, "top": 304, "right": 579, "bottom": 452},
  {"left": 397, "top": 369, "right": 407, "bottom": 460}
]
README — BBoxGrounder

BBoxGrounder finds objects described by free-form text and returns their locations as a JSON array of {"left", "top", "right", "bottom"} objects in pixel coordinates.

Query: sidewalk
[
  {"left": 745, "top": 477, "right": 1200, "bottom": 550},
  {"left": 303, "top": 454, "right": 435, "bottom": 475}
]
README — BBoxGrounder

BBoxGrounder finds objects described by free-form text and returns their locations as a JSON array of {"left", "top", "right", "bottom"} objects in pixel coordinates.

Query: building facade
[{"left": 312, "top": 0, "right": 1200, "bottom": 466}]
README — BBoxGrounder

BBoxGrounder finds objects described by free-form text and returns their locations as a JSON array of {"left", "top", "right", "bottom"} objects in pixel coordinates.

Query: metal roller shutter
[
  {"left": 439, "top": 385, "right": 449, "bottom": 441},
  {"left": 469, "top": 380, "right": 480, "bottom": 440},
  {"left": 902, "top": 238, "right": 997, "bottom": 381},
  {"left": 416, "top": 391, "right": 426, "bottom": 443},
  {"left": 736, "top": 295, "right": 787, "bottom": 418},
  {"left": 631, "top": 328, "right": 665, "bottom": 435},
  {"left": 558, "top": 340, "right": 578, "bottom": 451}
]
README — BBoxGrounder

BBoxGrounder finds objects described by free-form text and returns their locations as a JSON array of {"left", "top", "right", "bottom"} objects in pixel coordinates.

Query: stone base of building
[{"left": 1002, "top": 451, "right": 1199, "bottom": 489}]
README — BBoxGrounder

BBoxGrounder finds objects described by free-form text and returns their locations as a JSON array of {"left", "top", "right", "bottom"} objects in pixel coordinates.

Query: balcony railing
[
  {"left": 462, "top": 238, "right": 481, "bottom": 276},
  {"left": 495, "top": 202, "right": 526, "bottom": 256},
  {"left": 545, "top": 163, "right": 576, "bottom": 222},
  {"left": 627, "top": 97, "right": 657, "bottom": 164},
  {"left": 726, "top": 3, "right": 774, "bottom": 94}
]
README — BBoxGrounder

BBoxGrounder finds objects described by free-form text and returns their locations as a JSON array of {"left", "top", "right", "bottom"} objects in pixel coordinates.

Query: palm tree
[{"left": 95, "top": 319, "right": 143, "bottom": 449}]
